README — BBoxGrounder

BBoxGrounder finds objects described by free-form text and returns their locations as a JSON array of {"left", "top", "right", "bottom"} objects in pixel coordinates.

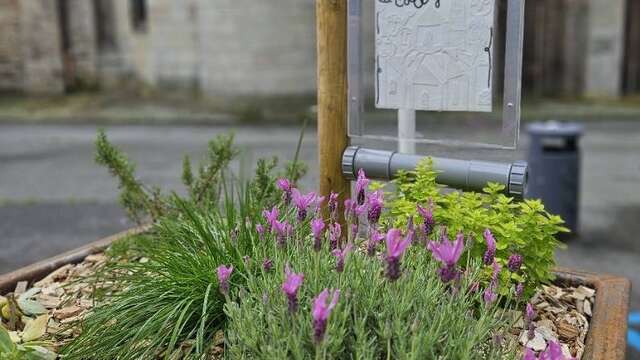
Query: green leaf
[
  {"left": 0, "top": 325, "right": 16, "bottom": 353},
  {"left": 21, "top": 345, "right": 57, "bottom": 360}
]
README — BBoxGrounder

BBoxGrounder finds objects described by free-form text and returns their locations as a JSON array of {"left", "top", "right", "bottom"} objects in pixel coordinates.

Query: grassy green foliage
[
  {"left": 63, "top": 130, "right": 305, "bottom": 359},
  {"left": 383, "top": 158, "right": 568, "bottom": 296},
  {"left": 95, "top": 130, "right": 239, "bottom": 224},
  {"left": 62, "top": 197, "right": 256, "bottom": 359}
]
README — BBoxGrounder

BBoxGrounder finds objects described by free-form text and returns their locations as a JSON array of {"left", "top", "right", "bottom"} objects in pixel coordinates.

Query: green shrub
[{"left": 382, "top": 158, "right": 568, "bottom": 297}]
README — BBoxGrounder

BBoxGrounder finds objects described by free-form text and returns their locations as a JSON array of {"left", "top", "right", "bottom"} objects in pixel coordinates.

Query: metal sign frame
[{"left": 347, "top": 0, "right": 525, "bottom": 150}]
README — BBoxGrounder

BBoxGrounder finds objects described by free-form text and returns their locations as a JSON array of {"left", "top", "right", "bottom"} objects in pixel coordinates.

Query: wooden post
[{"left": 316, "top": 0, "right": 350, "bottom": 205}]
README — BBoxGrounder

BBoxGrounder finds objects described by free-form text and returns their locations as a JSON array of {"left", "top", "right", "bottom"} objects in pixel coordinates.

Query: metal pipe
[{"left": 342, "top": 146, "right": 528, "bottom": 198}]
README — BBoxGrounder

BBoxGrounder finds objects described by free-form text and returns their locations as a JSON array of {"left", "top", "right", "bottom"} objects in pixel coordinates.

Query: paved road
[{"left": 0, "top": 123, "right": 639, "bottom": 356}]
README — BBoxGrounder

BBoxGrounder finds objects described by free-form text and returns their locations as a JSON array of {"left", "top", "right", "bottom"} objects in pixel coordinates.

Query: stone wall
[
  {"left": 0, "top": 0, "right": 631, "bottom": 98},
  {"left": 584, "top": 0, "right": 626, "bottom": 97},
  {"left": 0, "top": 0, "right": 22, "bottom": 91},
  {"left": 66, "top": 0, "right": 98, "bottom": 87},
  {"left": 19, "top": 0, "right": 65, "bottom": 94},
  {"left": 195, "top": 0, "right": 317, "bottom": 97}
]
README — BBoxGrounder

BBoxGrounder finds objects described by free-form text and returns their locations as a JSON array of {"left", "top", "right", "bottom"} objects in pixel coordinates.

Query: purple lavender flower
[
  {"left": 312, "top": 289, "right": 340, "bottom": 343},
  {"left": 515, "top": 282, "right": 525, "bottom": 298},
  {"left": 508, "top": 253, "right": 524, "bottom": 272},
  {"left": 522, "top": 341, "right": 570, "bottom": 360},
  {"left": 367, "top": 190, "right": 384, "bottom": 225},
  {"left": 367, "top": 229, "right": 385, "bottom": 256},
  {"left": 329, "top": 222, "right": 341, "bottom": 251},
  {"left": 405, "top": 216, "right": 416, "bottom": 244},
  {"left": 491, "top": 259, "right": 502, "bottom": 284},
  {"left": 262, "top": 207, "right": 279, "bottom": 232},
  {"left": 525, "top": 302, "right": 537, "bottom": 340},
  {"left": 311, "top": 218, "right": 326, "bottom": 252},
  {"left": 385, "top": 229, "right": 411, "bottom": 281},
  {"left": 355, "top": 169, "right": 369, "bottom": 205},
  {"left": 277, "top": 178, "right": 293, "bottom": 205},
  {"left": 292, "top": 189, "right": 316, "bottom": 222},
  {"left": 427, "top": 232, "right": 464, "bottom": 283},
  {"left": 344, "top": 199, "right": 353, "bottom": 220},
  {"left": 541, "top": 341, "right": 568, "bottom": 360},
  {"left": 328, "top": 192, "right": 339, "bottom": 220},
  {"left": 331, "top": 244, "right": 353, "bottom": 273},
  {"left": 282, "top": 265, "right": 304, "bottom": 313},
  {"left": 523, "top": 348, "right": 537, "bottom": 360},
  {"left": 256, "top": 223, "right": 265, "bottom": 240},
  {"left": 483, "top": 285, "right": 497, "bottom": 304},
  {"left": 483, "top": 228, "right": 497, "bottom": 265},
  {"left": 416, "top": 201, "right": 435, "bottom": 237},
  {"left": 216, "top": 265, "right": 233, "bottom": 296},
  {"left": 273, "top": 220, "right": 291, "bottom": 247},
  {"left": 262, "top": 258, "right": 273, "bottom": 272}
]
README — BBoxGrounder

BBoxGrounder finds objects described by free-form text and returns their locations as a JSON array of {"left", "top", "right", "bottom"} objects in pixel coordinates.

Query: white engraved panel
[{"left": 375, "top": 0, "right": 495, "bottom": 112}]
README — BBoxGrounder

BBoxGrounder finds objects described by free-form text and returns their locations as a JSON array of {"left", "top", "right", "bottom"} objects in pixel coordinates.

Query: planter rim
[{"left": 0, "top": 228, "right": 630, "bottom": 359}]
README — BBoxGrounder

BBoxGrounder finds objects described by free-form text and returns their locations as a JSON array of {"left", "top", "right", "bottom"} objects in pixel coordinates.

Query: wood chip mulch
[{"left": 509, "top": 283, "right": 595, "bottom": 359}]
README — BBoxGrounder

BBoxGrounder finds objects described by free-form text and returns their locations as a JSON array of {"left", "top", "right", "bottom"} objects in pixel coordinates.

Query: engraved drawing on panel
[{"left": 375, "top": 0, "right": 495, "bottom": 113}]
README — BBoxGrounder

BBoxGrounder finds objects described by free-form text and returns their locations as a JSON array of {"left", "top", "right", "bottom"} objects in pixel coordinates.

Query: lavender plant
[{"left": 222, "top": 173, "right": 523, "bottom": 359}]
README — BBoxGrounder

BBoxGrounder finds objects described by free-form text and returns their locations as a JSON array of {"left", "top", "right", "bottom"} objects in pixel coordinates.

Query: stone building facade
[{"left": 0, "top": 0, "right": 632, "bottom": 98}]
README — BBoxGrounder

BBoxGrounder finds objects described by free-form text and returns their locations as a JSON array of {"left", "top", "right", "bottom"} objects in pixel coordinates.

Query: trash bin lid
[{"left": 526, "top": 121, "right": 584, "bottom": 137}]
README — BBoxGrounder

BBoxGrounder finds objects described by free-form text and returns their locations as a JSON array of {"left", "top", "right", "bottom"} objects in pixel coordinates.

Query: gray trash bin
[{"left": 526, "top": 121, "right": 583, "bottom": 236}]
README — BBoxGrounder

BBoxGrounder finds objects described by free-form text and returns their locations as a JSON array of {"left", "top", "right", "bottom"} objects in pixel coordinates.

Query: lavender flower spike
[
  {"left": 328, "top": 192, "right": 339, "bottom": 220},
  {"left": 416, "top": 200, "right": 435, "bottom": 237},
  {"left": 523, "top": 348, "right": 537, "bottom": 360},
  {"left": 329, "top": 222, "right": 341, "bottom": 251},
  {"left": 292, "top": 189, "right": 316, "bottom": 222},
  {"left": 262, "top": 258, "right": 273, "bottom": 272},
  {"left": 483, "top": 228, "right": 497, "bottom": 265},
  {"left": 525, "top": 302, "right": 537, "bottom": 340},
  {"left": 427, "top": 232, "right": 464, "bottom": 283},
  {"left": 367, "top": 190, "right": 384, "bottom": 225},
  {"left": 256, "top": 223, "right": 265, "bottom": 241},
  {"left": 216, "top": 265, "right": 233, "bottom": 296},
  {"left": 273, "top": 220, "right": 291, "bottom": 247},
  {"left": 355, "top": 169, "right": 369, "bottom": 205},
  {"left": 385, "top": 229, "right": 411, "bottom": 281},
  {"left": 483, "top": 285, "right": 497, "bottom": 304},
  {"left": 508, "top": 253, "right": 524, "bottom": 272},
  {"left": 282, "top": 265, "right": 304, "bottom": 313},
  {"left": 367, "top": 229, "right": 385, "bottom": 256},
  {"left": 276, "top": 178, "right": 293, "bottom": 205},
  {"left": 331, "top": 244, "right": 353, "bottom": 273},
  {"left": 541, "top": 341, "right": 570, "bottom": 360},
  {"left": 262, "top": 207, "right": 279, "bottom": 232},
  {"left": 311, "top": 218, "right": 326, "bottom": 252},
  {"left": 312, "top": 289, "right": 340, "bottom": 343}
]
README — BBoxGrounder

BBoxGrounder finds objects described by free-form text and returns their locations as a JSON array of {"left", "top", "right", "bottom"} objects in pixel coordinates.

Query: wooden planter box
[{"left": 0, "top": 229, "right": 631, "bottom": 359}]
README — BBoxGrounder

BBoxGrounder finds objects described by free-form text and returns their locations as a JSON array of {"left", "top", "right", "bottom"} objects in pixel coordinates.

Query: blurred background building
[{"left": 0, "top": 0, "right": 634, "bottom": 99}]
